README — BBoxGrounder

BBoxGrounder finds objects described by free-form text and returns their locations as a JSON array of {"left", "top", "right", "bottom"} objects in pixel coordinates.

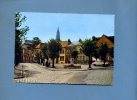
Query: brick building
[
  {"left": 96, "top": 34, "right": 114, "bottom": 62},
  {"left": 96, "top": 34, "right": 114, "bottom": 48}
]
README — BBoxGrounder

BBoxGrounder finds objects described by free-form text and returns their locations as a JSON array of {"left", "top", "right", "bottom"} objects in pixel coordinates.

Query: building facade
[
  {"left": 22, "top": 40, "right": 35, "bottom": 63},
  {"left": 96, "top": 34, "right": 114, "bottom": 48},
  {"left": 58, "top": 41, "right": 69, "bottom": 64},
  {"left": 22, "top": 33, "right": 114, "bottom": 65},
  {"left": 96, "top": 34, "right": 114, "bottom": 62}
]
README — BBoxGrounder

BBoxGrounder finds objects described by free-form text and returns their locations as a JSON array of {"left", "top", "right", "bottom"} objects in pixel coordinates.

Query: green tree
[
  {"left": 68, "top": 38, "right": 71, "bottom": 45},
  {"left": 100, "top": 42, "right": 108, "bottom": 67},
  {"left": 35, "top": 51, "right": 41, "bottom": 63},
  {"left": 32, "top": 37, "right": 41, "bottom": 48},
  {"left": 79, "top": 38, "right": 82, "bottom": 43},
  {"left": 92, "top": 37, "right": 99, "bottom": 61},
  {"left": 80, "top": 39, "right": 96, "bottom": 69},
  {"left": 48, "top": 39, "right": 61, "bottom": 68},
  {"left": 93, "top": 47, "right": 100, "bottom": 61},
  {"left": 15, "top": 12, "right": 29, "bottom": 65},
  {"left": 71, "top": 50, "right": 78, "bottom": 64},
  {"left": 109, "top": 46, "right": 114, "bottom": 65},
  {"left": 109, "top": 47, "right": 114, "bottom": 58},
  {"left": 42, "top": 42, "right": 48, "bottom": 59},
  {"left": 67, "top": 45, "right": 77, "bottom": 63},
  {"left": 92, "top": 36, "right": 97, "bottom": 41},
  {"left": 41, "top": 42, "right": 49, "bottom": 66}
]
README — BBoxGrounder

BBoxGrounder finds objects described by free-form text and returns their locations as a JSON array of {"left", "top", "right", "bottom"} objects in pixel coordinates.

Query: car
[{"left": 92, "top": 61, "right": 109, "bottom": 66}]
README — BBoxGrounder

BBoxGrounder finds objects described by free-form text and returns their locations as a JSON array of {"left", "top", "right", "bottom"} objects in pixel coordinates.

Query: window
[
  {"left": 79, "top": 56, "right": 82, "bottom": 61},
  {"left": 60, "top": 56, "right": 64, "bottom": 61},
  {"left": 83, "top": 56, "right": 85, "bottom": 61},
  {"left": 66, "top": 49, "right": 70, "bottom": 54},
  {"left": 60, "top": 49, "right": 64, "bottom": 54}
]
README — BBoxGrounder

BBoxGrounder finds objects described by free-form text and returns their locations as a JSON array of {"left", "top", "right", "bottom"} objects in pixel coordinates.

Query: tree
[
  {"left": 35, "top": 51, "right": 41, "bottom": 63},
  {"left": 41, "top": 42, "right": 49, "bottom": 66},
  {"left": 93, "top": 47, "right": 100, "bottom": 61},
  {"left": 109, "top": 46, "right": 114, "bottom": 65},
  {"left": 48, "top": 39, "right": 61, "bottom": 68},
  {"left": 109, "top": 47, "right": 114, "bottom": 58},
  {"left": 80, "top": 39, "right": 96, "bottom": 69},
  {"left": 32, "top": 37, "right": 41, "bottom": 48},
  {"left": 71, "top": 50, "right": 78, "bottom": 64},
  {"left": 92, "top": 36, "right": 97, "bottom": 41},
  {"left": 67, "top": 45, "right": 77, "bottom": 63},
  {"left": 15, "top": 12, "right": 29, "bottom": 65},
  {"left": 92, "top": 37, "right": 99, "bottom": 61},
  {"left": 42, "top": 42, "right": 48, "bottom": 59},
  {"left": 68, "top": 38, "right": 71, "bottom": 45},
  {"left": 100, "top": 42, "right": 108, "bottom": 67},
  {"left": 79, "top": 38, "right": 82, "bottom": 43}
]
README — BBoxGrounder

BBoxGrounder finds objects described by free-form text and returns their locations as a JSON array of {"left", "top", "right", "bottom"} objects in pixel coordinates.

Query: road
[{"left": 14, "top": 63, "right": 113, "bottom": 85}]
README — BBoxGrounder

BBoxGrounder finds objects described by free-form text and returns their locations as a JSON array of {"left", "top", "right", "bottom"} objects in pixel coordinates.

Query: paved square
[{"left": 14, "top": 63, "right": 113, "bottom": 85}]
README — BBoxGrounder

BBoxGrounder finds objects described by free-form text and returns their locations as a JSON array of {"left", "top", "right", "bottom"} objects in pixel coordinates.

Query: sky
[{"left": 20, "top": 12, "right": 114, "bottom": 42}]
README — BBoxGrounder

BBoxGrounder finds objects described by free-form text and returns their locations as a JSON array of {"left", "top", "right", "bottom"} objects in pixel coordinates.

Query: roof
[
  {"left": 22, "top": 44, "right": 28, "bottom": 49},
  {"left": 95, "top": 34, "right": 114, "bottom": 43},
  {"left": 60, "top": 41, "right": 68, "bottom": 47},
  {"left": 68, "top": 41, "right": 80, "bottom": 46},
  {"left": 96, "top": 34, "right": 114, "bottom": 47},
  {"left": 22, "top": 44, "right": 32, "bottom": 49},
  {"left": 35, "top": 43, "right": 44, "bottom": 49},
  {"left": 107, "top": 36, "right": 114, "bottom": 43},
  {"left": 24, "top": 40, "right": 32, "bottom": 45},
  {"left": 22, "top": 40, "right": 33, "bottom": 49}
]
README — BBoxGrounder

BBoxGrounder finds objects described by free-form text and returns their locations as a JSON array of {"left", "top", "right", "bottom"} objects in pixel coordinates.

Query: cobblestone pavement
[{"left": 14, "top": 63, "right": 113, "bottom": 85}]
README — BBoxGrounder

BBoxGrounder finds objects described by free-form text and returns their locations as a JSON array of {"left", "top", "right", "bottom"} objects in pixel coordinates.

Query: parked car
[{"left": 92, "top": 61, "right": 109, "bottom": 66}]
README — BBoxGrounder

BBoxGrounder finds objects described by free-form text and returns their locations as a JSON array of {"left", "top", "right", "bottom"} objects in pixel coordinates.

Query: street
[{"left": 14, "top": 63, "right": 113, "bottom": 85}]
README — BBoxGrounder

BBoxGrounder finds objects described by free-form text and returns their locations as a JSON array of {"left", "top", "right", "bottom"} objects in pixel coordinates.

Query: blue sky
[{"left": 21, "top": 12, "right": 114, "bottom": 42}]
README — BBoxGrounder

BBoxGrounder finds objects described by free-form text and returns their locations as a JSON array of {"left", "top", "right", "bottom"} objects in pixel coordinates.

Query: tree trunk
[
  {"left": 74, "top": 58, "right": 75, "bottom": 64},
  {"left": 45, "top": 59, "right": 49, "bottom": 67},
  {"left": 52, "top": 58, "right": 55, "bottom": 68},
  {"left": 56, "top": 57, "right": 58, "bottom": 63},
  {"left": 46, "top": 57, "right": 49, "bottom": 67},
  {"left": 88, "top": 55, "right": 91, "bottom": 68},
  {"left": 103, "top": 59, "right": 106, "bottom": 67},
  {"left": 91, "top": 56, "right": 93, "bottom": 64},
  {"left": 47, "top": 59, "right": 49, "bottom": 67}
]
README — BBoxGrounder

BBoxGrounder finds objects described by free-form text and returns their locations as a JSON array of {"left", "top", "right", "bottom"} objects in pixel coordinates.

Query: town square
[{"left": 14, "top": 12, "right": 114, "bottom": 85}]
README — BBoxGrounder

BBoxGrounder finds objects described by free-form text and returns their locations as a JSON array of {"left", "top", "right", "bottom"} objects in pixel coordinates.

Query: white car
[{"left": 92, "top": 61, "right": 109, "bottom": 66}]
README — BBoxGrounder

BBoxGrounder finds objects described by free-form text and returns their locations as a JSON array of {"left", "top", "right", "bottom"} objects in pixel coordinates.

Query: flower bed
[{"left": 64, "top": 64, "right": 81, "bottom": 69}]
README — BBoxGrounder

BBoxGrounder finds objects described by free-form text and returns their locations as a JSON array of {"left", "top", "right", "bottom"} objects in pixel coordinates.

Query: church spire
[{"left": 56, "top": 27, "right": 60, "bottom": 41}]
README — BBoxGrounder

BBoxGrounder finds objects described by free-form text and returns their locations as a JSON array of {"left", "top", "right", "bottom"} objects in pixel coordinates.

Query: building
[
  {"left": 66, "top": 35, "right": 114, "bottom": 64},
  {"left": 68, "top": 41, "right": 89, "bottom": 64},
  {"left": 58, "top": 41, "right": 69, "bottom": 64},
  {"left": 22, "top": 40, "right": 35, "bottom": 63},
  {"left": 22, "top": 28, "right": 114, "bottom": 65},
  {"left": 56, "top": 27, "right": 60, "bottom": 41},
  {"left": 22, "top": 34, "right": 114, "bottom": 64},
  {"left": 34, "top": 43, "right": 45, "bottom": 63},
  {"left": 96, "top": 34, "right": 114, "bottom": 48},
  {"left": 22, "top": 41, "right": 45, "bottom": 63},
  {"left": 34, "top": 43, "right": 44, "bottom": 54},
  {"left": 96, "top": 34, "right": 114, "bottom": 62}
]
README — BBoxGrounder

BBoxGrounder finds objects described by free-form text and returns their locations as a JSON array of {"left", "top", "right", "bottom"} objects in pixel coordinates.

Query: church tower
[{"left": 56, "top": 27, "right": 60, "bottom": 41}]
